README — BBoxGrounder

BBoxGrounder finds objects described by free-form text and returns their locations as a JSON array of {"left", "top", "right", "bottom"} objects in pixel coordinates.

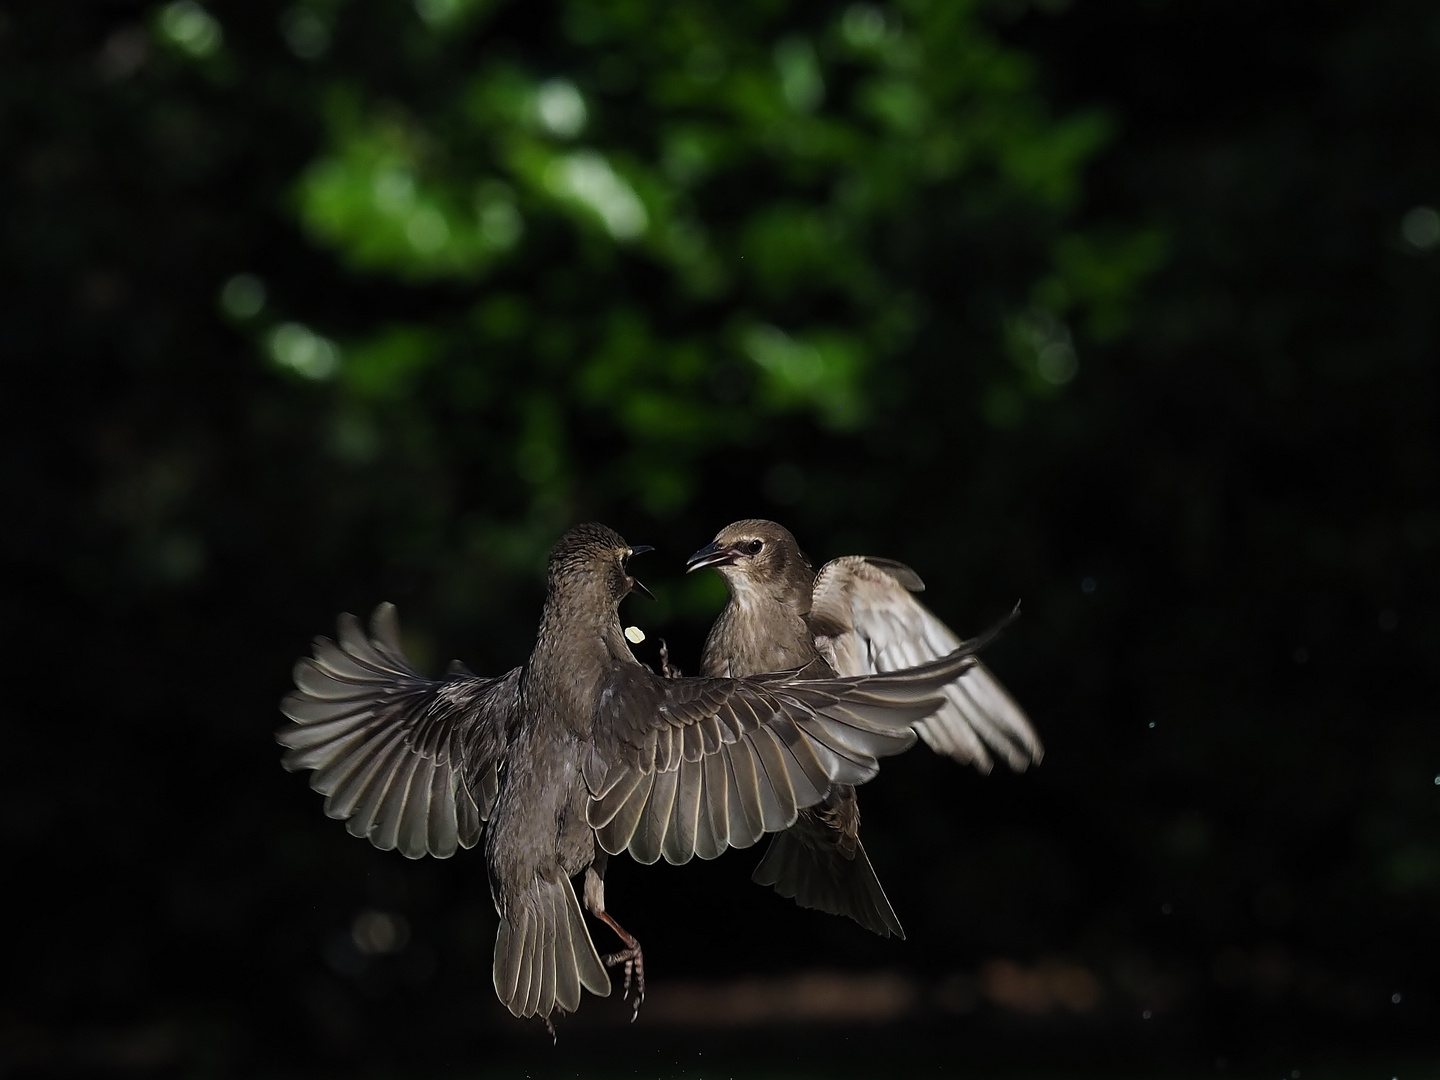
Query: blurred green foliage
[{"left": 192, "top": 0, "right": 1152, "bottom": 588}]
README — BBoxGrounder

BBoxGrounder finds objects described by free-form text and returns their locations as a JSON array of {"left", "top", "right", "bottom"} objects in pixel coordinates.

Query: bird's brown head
[
  {"left": 685, "top": 519, "right": 811, "bottom": 590},
  {"left": 547, "top": 522, "right": 654, "bottom": 608}
]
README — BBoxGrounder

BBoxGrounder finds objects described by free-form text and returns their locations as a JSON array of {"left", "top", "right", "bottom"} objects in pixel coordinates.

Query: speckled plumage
[
  {"left": 688, "top": 519, "right": 1043, "bottom": 938},
  {"left": 279, "top": 522, "right": 1003, "bottom": 1025}
]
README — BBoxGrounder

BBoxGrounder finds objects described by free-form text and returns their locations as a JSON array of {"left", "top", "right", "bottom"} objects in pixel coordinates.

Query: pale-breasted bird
[
  {"left": 687, "top": 518, "right": 1042, "bottom": 938},
  {"left": 278, "top": 523, "right": 1015, "bottom": 1025}
]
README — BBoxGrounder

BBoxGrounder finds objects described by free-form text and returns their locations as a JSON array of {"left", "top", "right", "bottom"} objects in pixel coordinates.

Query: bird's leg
[
  {"left": 582, "top": 863, "right": 645, "bottom": 1021},
  {"left": 658, "top": 638, "right": 681, "bottom": 679},
  {"left": 540, "top": 1001, "right": 573, "bottom": 1043},
  {"left": 596, "top": 910, "right": 645, "bottom": 1018}
]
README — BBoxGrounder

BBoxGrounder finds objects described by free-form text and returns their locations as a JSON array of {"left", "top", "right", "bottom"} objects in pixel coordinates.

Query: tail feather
[
  {"left": 493, "top": 874, "right": 610, "bottom": 1020},
  {"left": 753, "top": 827, "right": 904, "bottom": 939}
]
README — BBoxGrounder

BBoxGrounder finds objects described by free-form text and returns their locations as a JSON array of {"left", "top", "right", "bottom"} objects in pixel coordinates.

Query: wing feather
[
  {"left": 697, "top": 752, "right": 731, "bottom": 858},
  {"left": 747, "top": 727, "right": 799, "bottom": 832},
  {"left": 427, "top": 760, "right": 461, "bottom": 859},
  {"left": 585, "top": 645, "right": 991, "bottom": 865},
  {"left": 367, "top": 745, "right": 423, "bottom": 853},
  {"left": 665, "top": 756, "right": 704, "bottom": 865},
  {"left": 595, "top": 768, "right": 654, "bottom": 855},
  {"left": 724, "top": 741, "right": 765, "bottom": 848},
  {"left": 812, "top": 557, "right": 1042, "bottom": 772},
  {"left": 277, "top": 603, "right": 520, "bottom": 858},
  {"left": 328, "top": 727, "right": 408, "bottom": 825},
  {"left": 630, "top": 765, "right": 678, "bottom": 865}
]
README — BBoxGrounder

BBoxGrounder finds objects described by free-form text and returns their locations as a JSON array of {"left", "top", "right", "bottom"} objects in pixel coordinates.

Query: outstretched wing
[
  {"left": 277, "top": 603, "right": 521, "bottom": 859},
  {"left": 810, "top": 556, "right": 1042, "bottom": 773},
  {"left": 586, "top": 648, "right": 991, "bottom": 867}
]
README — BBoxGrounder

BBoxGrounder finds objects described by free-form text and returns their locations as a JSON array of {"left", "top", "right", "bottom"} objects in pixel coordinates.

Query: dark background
[{"left": 4, "top": 1, "right": 1437, "bottom": 1076}]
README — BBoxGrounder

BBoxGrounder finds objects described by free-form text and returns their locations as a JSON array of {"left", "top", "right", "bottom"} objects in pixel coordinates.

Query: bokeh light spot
[
  {"left": 1037, "top": 341, "right": 1079, "bottom": 384},
  {"left": 281, "top": 7, "right": 331, "bottom": 59},
  {"left": 1401, "top": 206, "right": 1439, "bottom": 250},
  {"left": 220, "top": 274, "right": 266, "bottom": 320},
  {"left": 546, "top": 151, "right": 647, "bottom": 239},
  {"left": 352, "top": 909, "right": 410, "bottom": 955},
  {"left": 536, "top": 79, "right": 587, "bottom": 138},
  {"left": 373, "top": 167, "right": 417, "bottom": 214},
  {"left": 158, "top": 1, "right": 223, "bottom": 58},
  {"left": 775, "top": 37, "right": 824, "bottom": 112},
  {"left": 405, "top": 206, "right": 450, "bottom": 253},
  {"left": 841, "top": 4, "right": 887, "bottom": 48},
  {"left": 269, "top": 322, "right": 341, "bottom": 380}
]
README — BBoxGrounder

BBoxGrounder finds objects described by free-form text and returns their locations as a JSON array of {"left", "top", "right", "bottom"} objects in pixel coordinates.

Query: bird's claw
[
  {"left": 658, "top": 638, "right": 681, "bottom": 680},
  {"left": 540, "top": 1003, "right": 569, "bottom": 1044},
  {"left": 602, "top": 944, "right": 645, "bottom": 1021}
]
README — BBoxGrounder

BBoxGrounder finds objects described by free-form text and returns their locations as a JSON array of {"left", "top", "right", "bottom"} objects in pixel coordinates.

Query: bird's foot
[
  {"left": 540, "top": 1003, "right": 569, "bottom": 1044},
  {"left": 593, "top": 906, "right": 645, "bottom": 1021},
  {"left": 601, "top": 943, "right": 645, "bottom": 1021},
  {"left": 658, "top": 638, "right": 681, "bottom": 679}
]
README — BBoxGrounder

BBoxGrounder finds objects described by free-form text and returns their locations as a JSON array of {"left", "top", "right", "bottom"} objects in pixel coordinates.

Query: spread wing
[
  {"left": 277, "top": 603, "right": 520, "bottom": 859},
  {"left": 585, "top": 649, "right": 988, "bottom": 867},
  {"left": 810, "top": 556, "right": 1043, "bottom": 773}
]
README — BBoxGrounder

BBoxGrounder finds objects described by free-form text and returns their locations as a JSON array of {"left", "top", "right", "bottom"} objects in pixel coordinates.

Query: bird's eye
[{"left": 746, "top": 539, "right": 764, "bottom": 555}]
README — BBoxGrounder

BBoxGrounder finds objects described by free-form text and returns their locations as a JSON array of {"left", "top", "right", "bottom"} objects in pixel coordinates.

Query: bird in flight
[
  {"left": 688, "top": 518, "right": 1041, "bottom": 938},
  {"left": 278, "top": 523, "right": 1014, "bottom": 1027}
]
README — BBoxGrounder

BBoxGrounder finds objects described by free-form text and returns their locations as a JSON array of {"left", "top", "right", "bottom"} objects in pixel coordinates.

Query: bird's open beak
[
  {"left": 626, "top": 545, "right": 655, "bottom": 599},
  {"left": 686, "top": 540, "right": 740, "bottom": 573}
]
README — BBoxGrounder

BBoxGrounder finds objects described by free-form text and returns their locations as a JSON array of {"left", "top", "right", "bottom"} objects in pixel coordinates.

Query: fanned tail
[
  {"left": 752, "top": 812, "right": 904, "bottom": 939},
  {"left": 493, "top": 874, "right": 611, "bottom": 1020}
]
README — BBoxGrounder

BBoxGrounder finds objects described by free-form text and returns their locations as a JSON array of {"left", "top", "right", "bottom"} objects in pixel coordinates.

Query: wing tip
[{"left": 869, "top": 557, "right": 926, "bottom": 593}]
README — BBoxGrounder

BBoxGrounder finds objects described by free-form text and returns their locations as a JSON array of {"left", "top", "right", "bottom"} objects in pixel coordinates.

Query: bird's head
[
  {"left": 547, "top": 522, "right": 654, "bottom": 609},
  {"left": 685, "top": 519, "right": 810, "bottom": 591}
]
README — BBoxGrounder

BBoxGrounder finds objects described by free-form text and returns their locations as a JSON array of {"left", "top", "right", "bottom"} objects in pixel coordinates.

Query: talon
[
  {"left": 658, "top": 638, "right": 681, "bottom": 679},
  {"left": 601, "top": 943, "right": 645, "bottom": 1020},
  {"left": 594, "top": 908, "right": 646, "bottom": 1020}
]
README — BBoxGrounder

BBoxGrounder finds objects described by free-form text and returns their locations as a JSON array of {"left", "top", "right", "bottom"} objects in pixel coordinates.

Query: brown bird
[
  {"left": 278, "top": 522, "right": 1014, "bottom": 1026},
  {"left": 687, "top": 519, "right": 1042, "bottom": 938}
]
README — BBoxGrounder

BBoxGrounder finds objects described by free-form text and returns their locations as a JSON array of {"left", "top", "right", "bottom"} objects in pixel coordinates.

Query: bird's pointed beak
[
  {"left": 626, "top": 545, "right": 655, "bottom": 600},
  {"left": 686, "top": 540, "right": 739, "bottom": 573}
]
